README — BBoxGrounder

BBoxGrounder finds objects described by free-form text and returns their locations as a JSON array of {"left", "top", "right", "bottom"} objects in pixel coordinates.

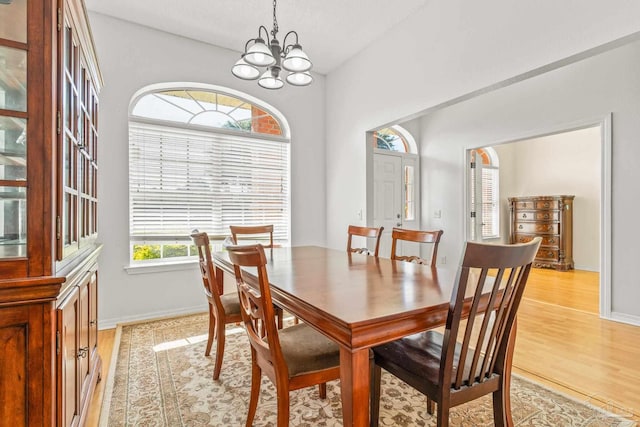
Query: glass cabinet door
[{"left": 0, "top": 0, "right": 28, "bottom": 259}]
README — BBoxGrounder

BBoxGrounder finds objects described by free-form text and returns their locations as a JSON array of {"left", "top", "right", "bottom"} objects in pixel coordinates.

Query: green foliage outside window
[
  {"left": 133, "top": 244, "right": 161, "bottom": 260},
  {"left": 163, "top": 244, "right": 188, "bottom": 258}
]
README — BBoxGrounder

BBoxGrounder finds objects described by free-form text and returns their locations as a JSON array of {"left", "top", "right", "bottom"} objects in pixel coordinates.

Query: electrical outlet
[
  {"left": 433, "top": 209, "right": 442, "bottom": 219},
  {"left": 440, "top": 256, "right": 446, "bottom": 265}
]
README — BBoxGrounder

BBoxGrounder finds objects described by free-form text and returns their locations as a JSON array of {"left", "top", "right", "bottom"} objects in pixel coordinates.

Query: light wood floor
[{"left": 86, "top": 268, "right": 640, "bottom": 425}]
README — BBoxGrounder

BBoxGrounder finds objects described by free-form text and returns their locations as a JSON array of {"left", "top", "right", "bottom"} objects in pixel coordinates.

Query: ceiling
[{"left": 85, "top": 0, "right": 428, "bottom": 74}]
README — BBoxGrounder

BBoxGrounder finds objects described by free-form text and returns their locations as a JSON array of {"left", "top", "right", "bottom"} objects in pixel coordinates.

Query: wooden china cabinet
[{"left": 0, "top": 0, "right": 102, "bottom": 426}]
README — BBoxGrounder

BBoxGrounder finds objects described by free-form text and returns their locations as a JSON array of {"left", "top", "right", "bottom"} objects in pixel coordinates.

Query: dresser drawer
[
  {"left": 536, "top": 248, "right": 559, "bottom": 261},
  {"left": 515, "top": 223, "right": 558, "bottom": 234},
  {"left": 515, "top": 211, "right": 559, "bottom": 221},
  {"left": 513, "top": 234, "right": 560, "bottom": 247}
]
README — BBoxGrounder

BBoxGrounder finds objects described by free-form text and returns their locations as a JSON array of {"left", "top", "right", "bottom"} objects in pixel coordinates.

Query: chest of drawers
[{"left": 509, "top": 195, "right": 574, "bottom": 271}]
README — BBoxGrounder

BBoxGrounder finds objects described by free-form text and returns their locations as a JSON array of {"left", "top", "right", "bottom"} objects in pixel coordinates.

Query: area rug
[{"left": 99, "top": 313, "right": 635, "bottom": 426}]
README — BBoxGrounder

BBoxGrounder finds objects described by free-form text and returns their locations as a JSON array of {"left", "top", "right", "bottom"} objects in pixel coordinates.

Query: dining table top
[{"left": 213, "top": 245, "right": 460, "bottom": 350}]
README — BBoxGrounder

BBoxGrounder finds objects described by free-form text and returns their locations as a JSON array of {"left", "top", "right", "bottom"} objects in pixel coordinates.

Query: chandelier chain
[{"left": 271, "top": 0, "right": 279, "bottom": 39}]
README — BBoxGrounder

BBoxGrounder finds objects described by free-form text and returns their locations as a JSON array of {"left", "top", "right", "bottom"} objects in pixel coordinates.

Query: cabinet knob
[
  {"left": 522, "top": 213, "right": 527, "bottom": 218},
  {"left": 518, "top": 225, "right": 523, "bottom": 229},
  {"left": 543, "top": 213, "right": 549, "bottom": 219},
  {"left": 89, "top": 320, "right": 97, "bottom": 326}
]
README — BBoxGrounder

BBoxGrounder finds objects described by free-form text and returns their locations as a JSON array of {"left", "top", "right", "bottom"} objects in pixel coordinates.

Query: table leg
[{"left": 340, "top": 347, "right": 370, "bottom": 426}]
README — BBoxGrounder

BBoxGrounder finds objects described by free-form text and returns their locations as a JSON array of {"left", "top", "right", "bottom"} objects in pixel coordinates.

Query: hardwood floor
[
  {"left": 86, "top": 268, "right": 640, "bottom": 425},
  {"left": 515, "top": 268, "right": 640, "bottom": 421}
]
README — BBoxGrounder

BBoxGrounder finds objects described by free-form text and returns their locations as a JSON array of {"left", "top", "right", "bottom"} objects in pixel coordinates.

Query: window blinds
[
  {"left": 481, "top": 168, "right": 499, "bottom": 238},
  {"left": 129, "top": 122, "right": 290, "bottom": 243}
]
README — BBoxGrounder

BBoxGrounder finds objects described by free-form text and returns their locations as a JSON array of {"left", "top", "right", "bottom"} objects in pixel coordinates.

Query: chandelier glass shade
[{"left": 232, "top": 0, "right": 313, "bottom": 89}]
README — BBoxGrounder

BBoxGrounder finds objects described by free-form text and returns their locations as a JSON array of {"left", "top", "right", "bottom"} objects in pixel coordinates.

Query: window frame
[{"left": 127, "top": 84, "right": 291, "bottom": 267}]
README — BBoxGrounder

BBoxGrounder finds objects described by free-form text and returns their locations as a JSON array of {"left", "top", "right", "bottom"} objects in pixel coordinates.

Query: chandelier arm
[
  {"left": 258, "top": 25, "right": 270, "bottom": 41},
  {"left": 282, "top": 30, "right": 300, "bottom": 53}
]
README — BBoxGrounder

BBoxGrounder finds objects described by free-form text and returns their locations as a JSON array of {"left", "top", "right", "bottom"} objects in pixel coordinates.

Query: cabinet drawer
[
  {"left": 515, "top": 211, "right": 559, "bottom": 221},
  {"left": 515, "top": 223, "right": 558, "bottom": 234},
  {"left": 536, "top": 248, "right": 559, "bottom": 261},
  {"left": 535, "top": 200, "right": 558, "bottom": 209},
  {"left": 513, "top": 234, "right": 560, "bottom": 247},
  {"left": 513, "top": 200, "right": 560, "bottom": 210}
]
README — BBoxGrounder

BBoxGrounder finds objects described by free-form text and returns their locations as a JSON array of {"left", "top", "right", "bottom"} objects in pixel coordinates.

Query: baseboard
[
  {"left": 98, "top": 304, "right": 207, "bottom": 330},
  {"left": 608, "top": 311, "right": 640, "bottom": 327},
  {"left": 573, "top": 265, "right": 599, "bottom": 272}
]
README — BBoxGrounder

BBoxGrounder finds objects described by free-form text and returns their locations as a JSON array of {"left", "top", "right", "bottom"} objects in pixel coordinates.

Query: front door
[{"left": 374, "top": 153, "right": 411, "bottom": 257}]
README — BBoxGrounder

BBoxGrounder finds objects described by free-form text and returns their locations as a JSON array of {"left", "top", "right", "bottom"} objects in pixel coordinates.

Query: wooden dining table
[{"left": 213, "top": 245, "right": 515, "bottom": 426}]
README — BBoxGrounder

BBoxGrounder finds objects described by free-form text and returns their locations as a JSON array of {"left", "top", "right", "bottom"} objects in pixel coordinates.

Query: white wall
[
  {"left": 89, "top": 13, "right": 327, "bottom": 327},
  {"left": 326, "top": 1, "right": 640, "bottom": 322},
  {"left": 493, "top": 128, "right": 601, "bottom": 271},
  {"left": 420, "top": 43, "right": 639, "bottom": 321}
]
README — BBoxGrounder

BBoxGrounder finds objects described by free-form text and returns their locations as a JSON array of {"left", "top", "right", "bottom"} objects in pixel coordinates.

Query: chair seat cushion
[
  {"left": 279, "top": 323, "right": 340, "bottom": 377},
  {"left": 220, "top": 293, "right": 241, "bottom": 315},
  {"left": 373, "top": 330, "right": 484, "bottom": 389}
]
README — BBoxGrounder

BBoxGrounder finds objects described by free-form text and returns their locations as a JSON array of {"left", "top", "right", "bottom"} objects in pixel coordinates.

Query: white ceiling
[{"left": 85, "top": 0, "right": 428, "bottom": 74}]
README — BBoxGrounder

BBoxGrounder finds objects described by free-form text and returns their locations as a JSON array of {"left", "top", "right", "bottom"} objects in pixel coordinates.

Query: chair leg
[
  {"left": 370, "top": 364, "right": 382, "bottom": 427},
  {"left": 427, "top": 397, "right": 435, "bottom": 415},
  {"left": 276, "top": 382, "right": 290, "bottom": 427},
  {"left": 205, "top": 307, "right": 216, "bottom": 356},
  {"left": 436, "top": 402, "right": 450, "bottom": 427},
  {"left": 212, "top": 320, "right": 226, "bottom": 380},
  {"left": 246, "top": 361, "right": 261, "bottom": 427},
  {"left": 492, "top": 386, "right": 512, "bottom": 427},
  {"left": 318, "top": 382, "right": 327, "bottom": 399}
]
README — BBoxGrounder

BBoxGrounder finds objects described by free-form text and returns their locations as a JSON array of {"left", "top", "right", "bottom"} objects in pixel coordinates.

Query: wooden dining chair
[
  {"left": 370, "top": 237, "right": 541, "bottom": 427},
  {"left": 390, "top": 227, "right": 443, "bottom": 266},
  {"left": 230, "top": 224, "right": 274, "bottom": 247},
  {"left": 346, "top": 225, "right": 384, "bottom": 257},
  {"left": 190, "top": 231, "right": 243, "bottom": 380},
  {"left": 227, "top": 244, "right": 341, "bottom": 427},
  {"left": 229, "top": 224, "right": 286, "bottom": 327}
]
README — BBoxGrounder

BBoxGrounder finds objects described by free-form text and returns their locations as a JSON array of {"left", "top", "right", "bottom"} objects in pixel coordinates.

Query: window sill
[{"left": 124, "top": 259, "right": 198, "bottom": 275}]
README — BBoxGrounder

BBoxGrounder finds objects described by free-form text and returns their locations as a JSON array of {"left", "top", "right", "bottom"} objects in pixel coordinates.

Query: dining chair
[
  {"left": 229, "top": 224, "right": 286, "bottom": 327},
  {"left": 346, "top": 225, "right": 384, "bottom": 257},
  {"left": 190, "top": 231, "right": 243, "bottom": 380},
  {"left": 390, "top": 227, "right": 443, "bottom": 266},
  {"left": 370, "top": 237, "right": 541, "bottom": 427},
  {"left": 227, "top": 244, "right": 341, "bottom": 427},
  {"left": 230, "top": 224, "right": 275, "bottom": 247}
]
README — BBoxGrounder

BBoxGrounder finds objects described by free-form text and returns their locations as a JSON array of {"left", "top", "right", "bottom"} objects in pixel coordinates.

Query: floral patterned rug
[{"left": 100, "top": 313, "right": 635, "bottom": 426}]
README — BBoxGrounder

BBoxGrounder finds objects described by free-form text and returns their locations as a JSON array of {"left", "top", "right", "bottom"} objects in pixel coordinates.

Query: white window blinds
[
  {"left": 129, "top": 122, "right": 290, "bottom": 243},
  {"left": 481, "top": 167, "right": 499, "bottom": 238}
]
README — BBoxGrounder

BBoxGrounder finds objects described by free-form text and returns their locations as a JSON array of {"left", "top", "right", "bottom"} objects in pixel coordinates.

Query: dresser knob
[
  {"left": 518, "top": 225, "right": 523, "bottom": 229},
  {"left": 522, "top": 213, "right": 527, "bottom": 218},
  {"left": 543, "top": 213, "right": 549, "bottom": 219}
]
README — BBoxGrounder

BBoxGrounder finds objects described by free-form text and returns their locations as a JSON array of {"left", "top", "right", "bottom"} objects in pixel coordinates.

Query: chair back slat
[
  {"left": 442, "top": 238, "right": 541, "bottom": 391},
  {"left": 391, "top": 228, "right": 443, "bottom": 266},
  {"left": 227, "top": 244, "right": 285, "bottom": 372},
  {"left": 230, "top": 225, "right": 275, "bottom": 248},
  {"left": 347, "top": 225, "right": 384, "bottom": 257}
]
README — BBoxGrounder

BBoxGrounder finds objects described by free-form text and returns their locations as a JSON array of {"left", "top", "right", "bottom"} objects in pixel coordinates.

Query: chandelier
[{"left": 232, "top": 0, "right": 313, "bottom": 89}]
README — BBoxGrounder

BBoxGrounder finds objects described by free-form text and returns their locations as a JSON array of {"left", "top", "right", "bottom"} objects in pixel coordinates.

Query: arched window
[
  {"left": 470, "top": 147, "right": 500, "bottom": 240},
  {"left": 128, "top": 84, "right": 290, "bottom": 264},
  {"left": 373, "top": 126, "right": 417, "bottom": 154}
]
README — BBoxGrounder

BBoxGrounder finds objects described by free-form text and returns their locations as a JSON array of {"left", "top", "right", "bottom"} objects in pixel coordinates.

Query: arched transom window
[
  {"left": 128, "top": 85, "right": 290, "bottom": 264},
  {"left": 373, "top": 125, "right": 418, "bottom": 154}
]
